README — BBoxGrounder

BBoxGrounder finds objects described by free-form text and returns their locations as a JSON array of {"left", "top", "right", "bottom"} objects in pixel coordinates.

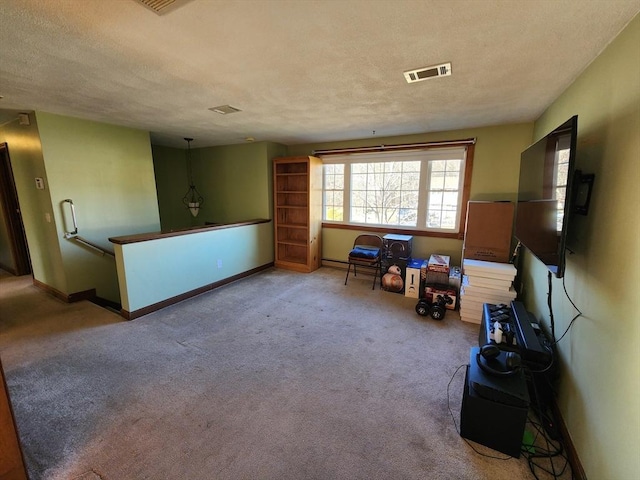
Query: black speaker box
[
  {"left": 382, "top": 234, "right": 412, "bottom": 260},
  {"left": 459, "top": 348, "right": 530, "bottom": 458}
]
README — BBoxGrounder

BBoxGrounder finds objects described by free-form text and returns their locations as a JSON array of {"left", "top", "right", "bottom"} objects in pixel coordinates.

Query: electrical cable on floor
[
  {"left": 447, "top": 363, "right": 574, "bottom": 479},
  {"left": 446, "top": 364, "right": 513, "bottom": 461},
  {"left": 520, "top": 365, "right": 572, "bottom": 480}
]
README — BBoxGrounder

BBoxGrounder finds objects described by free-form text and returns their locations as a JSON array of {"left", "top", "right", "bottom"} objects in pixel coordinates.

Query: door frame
[{"left": 0, "top": 143, "right": 31, "bottom": 275}]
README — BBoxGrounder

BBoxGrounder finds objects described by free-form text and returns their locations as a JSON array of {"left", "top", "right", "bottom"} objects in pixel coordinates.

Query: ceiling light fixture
[
  {"left": 209, "top": 105, "right": 241, "bottom": 115},
  {"left": 182, "top": 137, "right": 204, "bottom": 217}
]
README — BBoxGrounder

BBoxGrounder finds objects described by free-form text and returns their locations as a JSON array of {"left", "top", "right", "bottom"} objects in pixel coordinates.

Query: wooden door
[{"left": 0, "top": 144, "right": 31, "bottom": 276}]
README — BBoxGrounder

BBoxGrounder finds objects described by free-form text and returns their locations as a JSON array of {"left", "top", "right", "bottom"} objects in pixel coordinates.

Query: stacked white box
[{"left": 459, "top": 259, "right": 517, "bottom": 324}]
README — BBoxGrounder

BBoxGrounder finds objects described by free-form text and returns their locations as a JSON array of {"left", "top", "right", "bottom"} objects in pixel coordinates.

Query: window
[
  {"left": 554, "top": 135, "right": 571, "bottom": 232},
  {"left": 321, "top": 145, "right": 473, "bottom": 236}
]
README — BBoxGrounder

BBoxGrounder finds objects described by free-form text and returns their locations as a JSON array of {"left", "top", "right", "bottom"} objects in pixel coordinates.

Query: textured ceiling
[{"left": 0, "top": 0, "right": 638, "bottom": 148}]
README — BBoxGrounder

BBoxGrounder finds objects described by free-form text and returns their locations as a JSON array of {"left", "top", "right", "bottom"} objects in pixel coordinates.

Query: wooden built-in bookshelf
[{"left": 273, "top": 156, "right": 322, "bottom": 272}]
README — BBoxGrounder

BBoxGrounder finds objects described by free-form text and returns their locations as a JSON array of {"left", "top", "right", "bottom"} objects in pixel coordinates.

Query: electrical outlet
[{"left": 217, "top": 259, "right": 222, "bottom": 269}]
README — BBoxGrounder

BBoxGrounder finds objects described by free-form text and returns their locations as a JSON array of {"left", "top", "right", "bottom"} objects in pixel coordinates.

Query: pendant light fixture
[{"left": 182, "top": 137, "right": 204, "bottom": 217}]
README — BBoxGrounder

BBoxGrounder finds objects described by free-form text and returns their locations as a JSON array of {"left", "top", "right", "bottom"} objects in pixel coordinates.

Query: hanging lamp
[{"left": 182, "top": 137, "right": 204, "bottom": 217}]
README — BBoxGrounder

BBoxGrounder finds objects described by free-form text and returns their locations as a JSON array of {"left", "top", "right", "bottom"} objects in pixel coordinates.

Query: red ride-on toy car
[{"left": 415, "top": 293, "right": 454, "bottom": 320}]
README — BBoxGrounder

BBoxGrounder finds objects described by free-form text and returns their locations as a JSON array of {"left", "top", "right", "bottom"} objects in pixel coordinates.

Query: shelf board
[
  {"left": 276, "top": 205, "right": 307, "bottom": 209},
  {"left": 275, "top": 172, "right": 307, "bottom": 176},
  {"left": 277, "top": 223, "right": 307, "bottom": 229},
  {"left": 276, "top": 255, "right": 307, "bottom": 265},
  {"left": 277, "top": 239, "right": 307, "bottom": 247}
]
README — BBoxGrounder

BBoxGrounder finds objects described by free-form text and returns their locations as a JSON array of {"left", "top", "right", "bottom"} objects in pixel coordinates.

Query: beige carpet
[{"left": 0, "top": 267, "right": 571, "bottom": 479}]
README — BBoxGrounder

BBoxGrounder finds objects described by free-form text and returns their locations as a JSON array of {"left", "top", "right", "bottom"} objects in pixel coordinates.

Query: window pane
[
  {"left": 425, "top": 156, "right": 463, "bottom": 231},
  {"left": 352, "top": 206, "right": 365, "bottom": 223},
  {"left": 429, "top": 191, "right": 443, "bottom": 210},
  {"left": 352, "top": 173, "right": 367, "bottom": 190},
  {"left": 402, "top": 172, "right": 420, "bottom": 190},
  {"left": 325, "top": 174, "right": 335, "bottom": 190},
  {"left": 430, "top": 171, "right": 445, "bottom": 190},
  {"left": 323, "top": 163, "right": 345, "bottom": 222}
]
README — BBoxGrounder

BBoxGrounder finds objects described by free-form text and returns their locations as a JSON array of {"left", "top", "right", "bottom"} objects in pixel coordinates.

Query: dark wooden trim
[
  {"left": 109, "top": 218, "right": 271, "bottom": 245},
  {"left": 313, "top": 138, "right": 476, "bottom": 156},
  {"left": 68, "top": 288, "right": 97, "bottom": 303},
  {"left": 320, "top": 142, "right": 475, "bottom": 241},
  {"left": 457, "top": 143, "right": 475, "bottom": 240},
  {"left": 89, "top": 296, "right": 122, "bottom": 312},
  {"left": 120, "top": 262, "right": 274, "bottom": 320},
  {"left": 551, "top": 397, "right": 586, "bottom": 480},
  {"left": 321, "top": 222, "right": 462, "bottom": 239},
  {"left": 32, "top": 278, "right": 96, "bottom": 303}
]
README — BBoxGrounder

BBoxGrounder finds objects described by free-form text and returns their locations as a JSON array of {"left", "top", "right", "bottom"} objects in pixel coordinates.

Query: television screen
[{"left": 515, "top": 116, "right": 578, "bottom": 278}]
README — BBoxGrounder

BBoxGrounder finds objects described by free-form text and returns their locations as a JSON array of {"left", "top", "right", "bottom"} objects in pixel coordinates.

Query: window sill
[{"left": 322, "top": 222, "right": 464, "bottom": 240}]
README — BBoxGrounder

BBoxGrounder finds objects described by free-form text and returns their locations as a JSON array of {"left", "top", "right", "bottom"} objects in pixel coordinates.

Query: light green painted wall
[
  {"left": 152, "top": 144, "right": 192, "bottom": 231},
  {"left": 153, "top": 140, "right": 288, "bottom": 228},
  {"left": 0, "top": 114, "right": 66, "bottom": 291},
  {"left": 116, "top": 222, "right": 274, "bottom": 312},
  {"left": 36, "top": 112, "right": 161, "bottom": 302},
  {"left": 521, "top": 15, "right": 639, "bottom": 479},
  {"left": 289, "top": 123, "right": 533, "bottom": 265},
  {"left": 192, "top": 141, "right": 287, "bottom": 224}
]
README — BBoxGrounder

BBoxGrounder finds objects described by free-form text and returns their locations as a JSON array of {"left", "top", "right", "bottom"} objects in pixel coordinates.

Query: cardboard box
[
  {"left": 427, "top": 254, "right": 450, "bottom": 273},
  {"left": 382, "top": 234, "right": 413, "bottom": 260},
  {"left": 463, "top": 201, "right": 514, "bottom": 263},
  {"left": 405, "top": 258, "right": 426, "bottom": 298},
  {"left": 421, "top": 254, "right": 450, "bottom": 285},
  {"left": 424, "top": 284, "right": 457, "bottom": 310}
]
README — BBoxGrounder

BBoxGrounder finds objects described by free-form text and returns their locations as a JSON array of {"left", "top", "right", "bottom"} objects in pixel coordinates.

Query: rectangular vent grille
[
  {"left": 209, "top": 105, "right": 242, "bottom": 115},
  {"left": 404, "top": 63, "right": 452, "bottom": 84},
  {"left": 134, "top": 0, "right": 191, "bottom": 15}
]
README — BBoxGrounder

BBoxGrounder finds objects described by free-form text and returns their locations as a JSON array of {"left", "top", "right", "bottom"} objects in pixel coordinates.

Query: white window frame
[{"left": 321, "top": 147, "right": 469, "bottom": 234}]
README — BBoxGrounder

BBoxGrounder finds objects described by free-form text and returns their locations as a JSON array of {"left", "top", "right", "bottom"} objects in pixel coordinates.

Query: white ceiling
[{"left": 0, "top": 0, "right": 638, "bottom": 148}]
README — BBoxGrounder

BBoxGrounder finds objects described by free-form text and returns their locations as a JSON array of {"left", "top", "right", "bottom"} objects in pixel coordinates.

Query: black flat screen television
[{"left": 514, "top": 116, "right": 578, "bottom": 278}]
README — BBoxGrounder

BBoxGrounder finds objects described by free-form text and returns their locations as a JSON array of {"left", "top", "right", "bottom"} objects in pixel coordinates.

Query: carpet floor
[{"left": 0, "top": 267, "right": 571, "bottom": 479}]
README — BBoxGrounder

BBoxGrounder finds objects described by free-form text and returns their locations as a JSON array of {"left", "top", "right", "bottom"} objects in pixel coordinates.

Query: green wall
[
  {"left": 152, "top": 144, "right": 192, "bottom": 231},
  {"left": 153, "top": 141, "right": 288, "bottom": 230},
  {"left": 289, "top": 123, "right": 533, "bottom": 265},
  {"left": 115, "top": 222, "right": 274, "bottom": 313},
  {"left": 194, "top": 141, "right": 287, "bottom": 223},
  {"left": 35, "top": 112, "right": 161, "bottom": 302},
  {"left": 521, "top": 15, "right": 639, "bottom": 479},
  {"left": 0, "top": 114, "right": 66, "bottom": 291}
]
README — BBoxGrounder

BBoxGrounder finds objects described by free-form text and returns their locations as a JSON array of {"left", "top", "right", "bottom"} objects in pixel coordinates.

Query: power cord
[
  {"left": 446, "top": 364, "right": 513, "bottom": 461},
  {"left": 520, "top": 366, "right": 572, "bottom": 479},
  {"left": 548, "top": 273, "right": 583, "bottom": 346},
  {"left": 447, "top": 362, "right": 574, "bottom": 479}
]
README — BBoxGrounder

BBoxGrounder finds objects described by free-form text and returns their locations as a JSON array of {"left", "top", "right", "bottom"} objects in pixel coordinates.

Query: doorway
[{"left": 0, "top": 143, "right": 31, "bottom": 276}]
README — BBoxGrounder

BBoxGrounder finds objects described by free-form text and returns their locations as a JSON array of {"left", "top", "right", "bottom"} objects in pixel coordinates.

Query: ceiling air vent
[
  {"left": 403, "top": 63, "right": 452, "bottom": 84},
  {"left": 134, "top": 0, "right": 192, "bottom": 15},
  {"left": 209, "top": 105, "right": 242, "bottom": 115}
]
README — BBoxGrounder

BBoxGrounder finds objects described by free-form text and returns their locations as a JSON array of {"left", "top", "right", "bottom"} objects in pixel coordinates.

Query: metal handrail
[
  {"left": 62, "top": 199, "right": 78, "bottom": 238},
  {"left": 61, "top": 199, "right": 115, "bottom": 258}
]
